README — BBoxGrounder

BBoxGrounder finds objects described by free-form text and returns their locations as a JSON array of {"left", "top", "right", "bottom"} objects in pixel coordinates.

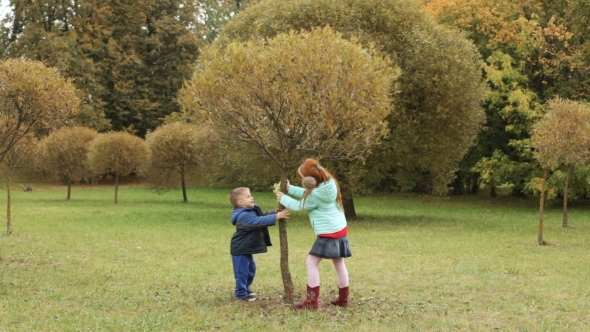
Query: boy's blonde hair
[{"left": 229, "top": 187, "right": 249, "bottom": 208}]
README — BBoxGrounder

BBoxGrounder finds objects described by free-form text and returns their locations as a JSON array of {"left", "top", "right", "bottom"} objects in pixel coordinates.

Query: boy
[{"left": 229, "top": 187, "right": 289, "bottom": 301}]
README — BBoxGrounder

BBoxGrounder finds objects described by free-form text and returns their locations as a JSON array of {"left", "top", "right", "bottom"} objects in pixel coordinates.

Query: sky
[{"left": 0, "top": 0, "right": 9, "bottom": 20}]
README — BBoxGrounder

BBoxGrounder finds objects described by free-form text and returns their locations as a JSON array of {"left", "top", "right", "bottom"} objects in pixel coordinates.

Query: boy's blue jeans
[{"left": 232, "top": 254, "right": 256, "bottom": 299}]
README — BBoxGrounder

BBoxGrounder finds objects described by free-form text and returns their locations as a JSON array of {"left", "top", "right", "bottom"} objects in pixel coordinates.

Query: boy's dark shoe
[
  {"left": 237, "top": 295, "right": 256, "bottom": 302},
  {"left": 247, "top": 289, "right": 257, "bottom": 296}
]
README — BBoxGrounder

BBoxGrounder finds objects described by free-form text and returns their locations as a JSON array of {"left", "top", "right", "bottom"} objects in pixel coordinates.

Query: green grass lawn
[{"left": 0, "top": 184, "right": 589, "bottom": 331}]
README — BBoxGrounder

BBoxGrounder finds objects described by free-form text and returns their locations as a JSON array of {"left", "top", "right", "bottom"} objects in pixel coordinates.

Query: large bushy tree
[
  {"left": 214, "top": 0, "right": 485, "bottom": 196},
  {"left": 40, "top": 127, "right": 99, "bottom": 200},
  {"left": 146, "top": 122, "right": 219, "bottom": 202},
  {"left": 180, "top": 27, "right": 397, "bottom": 300},
  {"left": 0, "top": 58, "right": 79, "bottom": 164},
  {"left": 0, "top": 57, "right": 77, "bottom": 236},
  {"left": 87, "top": 132, "right": 150, "bottom": 204}
]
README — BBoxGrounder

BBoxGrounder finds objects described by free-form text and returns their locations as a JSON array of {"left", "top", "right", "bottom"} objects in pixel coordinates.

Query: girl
[{"left": 276, "top": 158, "right": 351, "bottom": 309}]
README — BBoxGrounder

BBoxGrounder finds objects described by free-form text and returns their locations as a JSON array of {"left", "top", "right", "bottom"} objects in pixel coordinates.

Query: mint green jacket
[{"left": 279, "top": 178, "right": 347, "bottom": 235}]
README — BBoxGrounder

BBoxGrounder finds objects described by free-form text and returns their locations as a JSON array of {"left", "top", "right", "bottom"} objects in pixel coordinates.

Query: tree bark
[
  {"left": 278, "top": 173, "right": 294, "bottom": 302},
  {"left": 451, "top": 171, "right": 463, "bottom": 195},
  {"left": 114, "top": 173, "right": 119, "bottom": 204},
  {"left": 538, "top": 170, "right": 548, "bottom": 245},
  {"left": 343, "top": 195, "right": 357, "bottom": 220},
  {"left": 490, "top": 184, "right": 497, "bottom": 198},
  {"left": 6, "top": 175, "right": 12, "bottom": 235},
  {"left": 181, "top": 170, "right": 187, "bottom": 203},
  {"left": 67, "top": 178, "right": 72, "bottom": 200},
  {"left": 562, "top": 165, "right": 571, "bottom": 228},
  {"left": 339, "top": 177, "right": 357, "bottom": 220},
  {"left": 470, "top": 173, "right": 480, "bottom": 195}
]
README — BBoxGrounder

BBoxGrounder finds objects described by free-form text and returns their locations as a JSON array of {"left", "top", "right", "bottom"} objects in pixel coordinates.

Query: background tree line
[
  {"left": 0, "top": 0, "right": 251, "bottom": 136},
  {"left": 1, "top": 0, "right": 590, "bottom": 207},
  {"left": 424, "top": 0, "right": 590, "bottom": 199}
]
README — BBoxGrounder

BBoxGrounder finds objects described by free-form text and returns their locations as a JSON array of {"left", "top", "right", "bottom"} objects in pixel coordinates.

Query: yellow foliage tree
[
  {"left": 0, "top": 58, "right": 79, "bottom": 235},
  {"left": 40, "top": 127, "right": 99, "bottom": 200},
  {"left": 146, "top": 122, "right": 220, "bottom": 202},
  {"left": 87, "top": 132, "right": 150, "bottom": 204},
  {"left": 181, "top": 27, "right": 397, "bottom": 300},
  {"left": 531, "top": 98, "right": 590, "bottom": 244},
  {"left": 0, "top": 58, "right": 79, "bottom": 164}
]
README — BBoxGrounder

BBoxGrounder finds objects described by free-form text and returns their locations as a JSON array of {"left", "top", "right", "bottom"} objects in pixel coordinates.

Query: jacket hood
[
  {"left": 311, "top": 178, "right": 338, "bottom": 203},
  {"left": 231, "top": 205, "right": 255, "bottom": 225}
]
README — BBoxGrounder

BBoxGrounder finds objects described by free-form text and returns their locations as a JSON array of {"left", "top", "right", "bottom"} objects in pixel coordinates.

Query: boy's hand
[{"left": 276, "top": 209, "right": 290, "bottom": 220}]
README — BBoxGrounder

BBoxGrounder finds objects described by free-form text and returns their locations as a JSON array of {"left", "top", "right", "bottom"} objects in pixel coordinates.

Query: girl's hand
[
  {"left": 276, "top": 192, "right": 285, "bottom": 202},
  {"left": 273, "top": 181, "right": 290, "bottom": 194}
]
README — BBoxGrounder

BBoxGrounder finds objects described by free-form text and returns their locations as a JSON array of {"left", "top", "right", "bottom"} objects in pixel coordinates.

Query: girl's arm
[
  {"left": 280, "top": 193, "right": 318, "bottom": 212},
  {"left": 287, "top": 184, "right": 305, "bottom": 198}
]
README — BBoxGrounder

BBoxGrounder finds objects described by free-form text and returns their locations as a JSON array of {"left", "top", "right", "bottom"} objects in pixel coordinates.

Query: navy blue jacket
[{"left": 230, "top": 204, "right": 276, "bottom": 255}]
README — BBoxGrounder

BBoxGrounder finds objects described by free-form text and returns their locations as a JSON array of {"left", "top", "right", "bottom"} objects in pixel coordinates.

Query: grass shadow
[{"left": 348, "top": 214, "right": 455, "bottom": 227}]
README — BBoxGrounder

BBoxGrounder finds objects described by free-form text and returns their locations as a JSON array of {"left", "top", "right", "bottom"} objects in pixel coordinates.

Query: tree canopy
[
  {"left": 87, "top": 132, "right": 150, "bottom": 204},
  {"left": 183, "top": 26, "right": 396, "bottom": 169},
  {"left": 215, "top": 0, "right": 486, "bottom": 194},
  {"left": 40, "top": 126, "right": 99, "bottom": 200},
  {"left": 0, "top": 58, "right": 79, "bottom": 163},
  {"left": 146, "top": 122, "right": 220, "bottom": 202}
]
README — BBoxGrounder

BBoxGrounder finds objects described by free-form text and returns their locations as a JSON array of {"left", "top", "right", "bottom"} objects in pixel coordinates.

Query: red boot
[
  {"left": 294, "top": 285, "right": 320, "bottom": 309},
  {"left": 330, "top": 286, "right": 349, "bottom": 307}
]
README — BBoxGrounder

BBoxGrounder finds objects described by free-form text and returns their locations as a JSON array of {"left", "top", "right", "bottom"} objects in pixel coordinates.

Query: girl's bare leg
[
  {"left": 332, "top": 257, "right": 349, "bottom": 287},
  {"left": 306, "top": 255, "right": 323, "bottom": 287}
]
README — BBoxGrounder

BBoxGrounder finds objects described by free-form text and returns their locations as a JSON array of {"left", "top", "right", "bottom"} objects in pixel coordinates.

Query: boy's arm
[{"left": 235, "top": 210, "right": 277, "bottom": 231}]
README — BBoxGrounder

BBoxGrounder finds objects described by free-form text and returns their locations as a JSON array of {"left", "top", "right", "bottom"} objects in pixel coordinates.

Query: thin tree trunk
[
  {"left": 278, "top": 173, "right": 294, "bottom": 302},
  {"left": 181, "top": 170, "right": 187, "bottom": 203},
  {"left": 562, "top": 165, "right": 571, "bottom": 228},
  {"left": 337, "top": 170, "right": 357, "bottom": 219},
  {"left": 6, "top": 175, "right": 12, "bottom": 235},
  {"left": 451, "top": 172, "right": 463, "bottom": 195},
  {"left": 470, "top": 173, "right": 480, "bottom": 195},
  {"left": 114, "top": 173, "right": 119, "bottom": 204},
  {"left": 67, "top": 178, "right": 72, "bottom": 200},
  {"left": 538, "top": 170, "right": 548, "bottom": 245},
  {"left": 490, "top": 184, "right": 497, "bottom": 198},
  {"left": 343, "top": 195, "right": 357, "bottom": 220}
]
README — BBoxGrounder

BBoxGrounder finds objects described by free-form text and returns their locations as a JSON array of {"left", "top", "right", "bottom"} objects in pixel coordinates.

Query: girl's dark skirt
[{"left": 309, "top": 235, "right": 352, "bottom": 259}]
